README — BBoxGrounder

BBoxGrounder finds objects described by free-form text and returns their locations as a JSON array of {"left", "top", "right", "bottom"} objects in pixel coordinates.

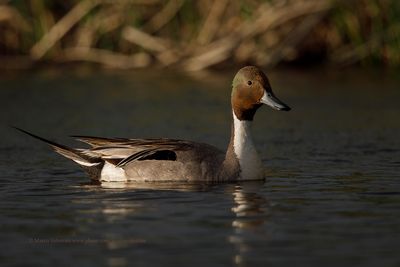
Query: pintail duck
[{"left": 17, "top": 66, "right": 290, "bottom": 183}]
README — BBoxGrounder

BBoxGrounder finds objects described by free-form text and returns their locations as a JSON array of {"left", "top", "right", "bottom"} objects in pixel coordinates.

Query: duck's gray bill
[{"left": 260, "top": 91, "right": 291, "bottom": 111}]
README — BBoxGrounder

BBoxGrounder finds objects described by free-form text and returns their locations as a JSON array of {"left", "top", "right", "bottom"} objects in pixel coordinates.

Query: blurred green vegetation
[{"left": 0, "top": 0, "right": 399, "bottom": 70}]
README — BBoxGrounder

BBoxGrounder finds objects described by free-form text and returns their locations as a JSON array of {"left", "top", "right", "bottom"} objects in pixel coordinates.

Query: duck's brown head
[{"left": 231, "top": 66, "right": 290, "bottom": 121}]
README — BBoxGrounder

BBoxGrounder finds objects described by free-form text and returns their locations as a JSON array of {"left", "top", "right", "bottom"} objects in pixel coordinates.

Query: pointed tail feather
[{"left": 13, "top": 127, "right": 100, "bottom": 167}]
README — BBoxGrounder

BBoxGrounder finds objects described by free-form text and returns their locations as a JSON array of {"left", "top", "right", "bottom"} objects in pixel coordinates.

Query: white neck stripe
[{"left": 232, "top": 111, "right": 264, "bottom": 180}]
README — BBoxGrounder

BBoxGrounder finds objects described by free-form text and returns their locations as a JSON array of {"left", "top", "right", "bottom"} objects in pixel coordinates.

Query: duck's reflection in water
[
  {"left": 229, "top": 182, "right": 269, "bottom": 266},
  {"left": 79, "top": 181, "right": 269, "bottom": 267}
]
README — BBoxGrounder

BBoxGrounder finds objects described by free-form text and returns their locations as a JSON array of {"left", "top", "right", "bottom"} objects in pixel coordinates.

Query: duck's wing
[
  {"left": 72, "top": 135, "right": 134, "bottom": 147},
  {"left": 72, "top": 135, "right": 193, "bottom": 148},
  {"left": 75, "top": 137, "right": 197, "bottom": 165}
]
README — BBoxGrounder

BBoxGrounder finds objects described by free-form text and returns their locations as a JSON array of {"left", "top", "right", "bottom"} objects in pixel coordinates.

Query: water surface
[{"left": 0, "top": 68, "right": 399, "bottom": 267}]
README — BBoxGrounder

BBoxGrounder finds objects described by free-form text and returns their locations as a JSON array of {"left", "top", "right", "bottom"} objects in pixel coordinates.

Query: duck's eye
[{"left": 247, "top": 81, "right": 252, "bottom": 86}]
